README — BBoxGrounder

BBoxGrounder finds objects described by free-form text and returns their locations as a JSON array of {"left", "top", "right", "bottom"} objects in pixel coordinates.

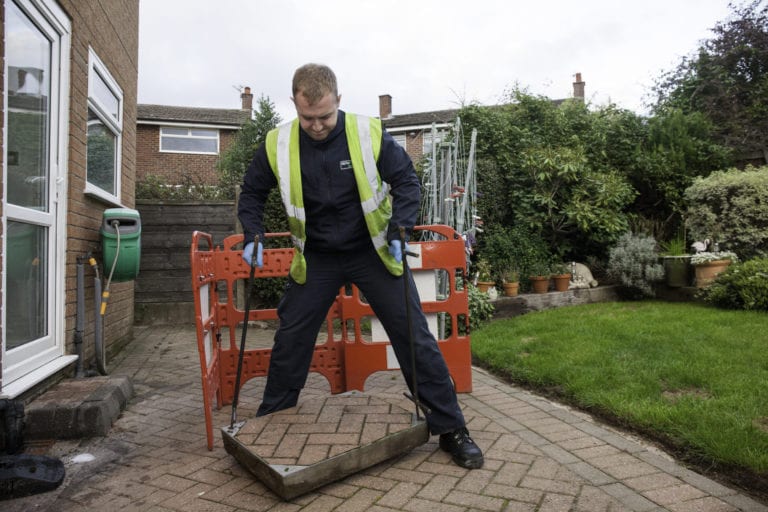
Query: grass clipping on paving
[{"left": 471, "top": 301, "right": 768, "bottom": 486}]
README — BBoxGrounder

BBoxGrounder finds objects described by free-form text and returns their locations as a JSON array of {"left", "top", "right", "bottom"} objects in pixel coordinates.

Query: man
[{"left": 238, "top": 63, "right": 483, "bottom": 469}]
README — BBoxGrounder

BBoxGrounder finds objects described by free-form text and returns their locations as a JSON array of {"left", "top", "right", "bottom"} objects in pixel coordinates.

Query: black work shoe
[{"left": 439, "top": 427, "right": 484, "bottom": 469}]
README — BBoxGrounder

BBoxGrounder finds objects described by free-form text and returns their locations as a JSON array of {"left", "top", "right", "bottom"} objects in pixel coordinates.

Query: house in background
[
  {"left": 136, "top": 88, "right": 253, "bottom": 187},
  {"left": 380, "top": 73, "right": 587, "bottom": 164},
  {"left": 2, "top": 0, "right": 139, "bottom": 398}
]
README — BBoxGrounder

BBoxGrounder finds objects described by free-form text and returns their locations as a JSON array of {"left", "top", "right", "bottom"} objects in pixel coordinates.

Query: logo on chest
[{"left": 339, "top": 160, "right": 353, "bottom": 172}]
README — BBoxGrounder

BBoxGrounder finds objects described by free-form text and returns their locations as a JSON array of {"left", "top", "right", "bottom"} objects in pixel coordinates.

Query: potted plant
[
  {"left": 499, "top": 268, "right": 520, "bottom": 297},
  {"left": 691, "top": 250, "right": 738, "bottom": 288},
  {"left": 474, "top": 258, "right": 495, "bottom": 293},
  {"left": 660, "top": 235, "right": 692, "bottom": 288},
  {"left": 550, "top": 263, "right": 572, "bottom": 292},
  {"left": 528, "top": 262, "right": 551, "bottom": 294}
]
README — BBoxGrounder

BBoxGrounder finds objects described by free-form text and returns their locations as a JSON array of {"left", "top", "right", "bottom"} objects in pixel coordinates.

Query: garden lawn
[{"left": 471, "top": 301, "right": 768, "bottom": 480}]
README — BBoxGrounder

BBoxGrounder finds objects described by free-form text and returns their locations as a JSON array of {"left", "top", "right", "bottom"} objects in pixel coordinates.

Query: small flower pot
[
  {"left": 529, "top": 276, "right": 550, "bottom": 294},
  {"left": 502, "top": 282, "right": 519, "bottom": 297},
  {"left": 476, "top": 281, "right": 495, "bottom": 293},
  {"left": 551, "top": 273, "right": 571, "bottom": 292}
]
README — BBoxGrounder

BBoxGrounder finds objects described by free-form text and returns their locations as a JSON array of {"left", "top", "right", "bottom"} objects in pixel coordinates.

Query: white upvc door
[{"left": 2, "top": 0, "right": 70, "bottom": 390}]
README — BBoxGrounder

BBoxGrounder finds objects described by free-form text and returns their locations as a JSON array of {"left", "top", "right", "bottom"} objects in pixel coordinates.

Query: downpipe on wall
[{"left": 74, "top": 254, "right": 108, "bottom": 377}]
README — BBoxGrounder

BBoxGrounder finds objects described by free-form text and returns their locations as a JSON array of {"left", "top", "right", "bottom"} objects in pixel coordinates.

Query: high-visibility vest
[{"left": 265, "top": 113, "right": 402, "bottom": 284}]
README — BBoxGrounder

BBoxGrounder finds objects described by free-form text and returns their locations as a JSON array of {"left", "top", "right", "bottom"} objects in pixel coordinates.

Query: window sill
[
  {"left": 1, "top": 355, "right": 78, "bottom": 398},
  {"left": 85, "top": 190, "right": 124, "bottom": 208}
]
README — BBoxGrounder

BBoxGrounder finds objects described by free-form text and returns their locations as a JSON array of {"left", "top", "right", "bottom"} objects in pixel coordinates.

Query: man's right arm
[{"left": 238, "top": 144, "right": 277, "bottom": 243}]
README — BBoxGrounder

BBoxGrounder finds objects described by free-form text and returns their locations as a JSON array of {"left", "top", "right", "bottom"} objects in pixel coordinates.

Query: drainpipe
[
  {"left": 74, "top": 256, "right": 86, "bottom": 378},
  {"left": 89, "top": 256, "right": 107, "bottom": 375}
]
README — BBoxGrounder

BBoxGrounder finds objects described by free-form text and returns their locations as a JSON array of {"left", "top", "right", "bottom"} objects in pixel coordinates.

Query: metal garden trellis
[
  {"left": 418, "top": 117, "right": 481, "bottom": 248},
  {"left": 416, "top": 117, "right": 483, "bottom": 334}
]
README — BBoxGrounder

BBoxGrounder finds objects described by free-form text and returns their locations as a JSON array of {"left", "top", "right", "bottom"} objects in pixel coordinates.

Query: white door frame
[{"left": 2, "top": 0, "right": 72, "bottom": 396}]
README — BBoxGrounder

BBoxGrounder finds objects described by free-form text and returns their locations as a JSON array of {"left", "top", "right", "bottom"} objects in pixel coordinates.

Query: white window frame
[
  {"left": 160, "top": 126, "right": 220, "bottom": 155},
  {"left": 391, "top": 133, "right": 407, "bottom": 150},
  {"left": 84, "top": 47, "right": 123, "bottom": 205}
]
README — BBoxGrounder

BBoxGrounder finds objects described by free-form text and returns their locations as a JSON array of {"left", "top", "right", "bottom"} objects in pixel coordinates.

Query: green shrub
[
  {"left": 136, "top": 173, "right": 228, "bottom": 201},
  {"left": 479, "top": 224, "right": 551, "bottom": 291},
  {"left": 684, "top": 166, "right": 768, "bottom": 260},
  {"left": 701, "top": 258, "right": 768, "bottom": 311},
  {"left": 467, "top": 284, "right": 494, "bottom": 331},
  {"left": 607, "top": 232, "right": 664, "bottom": 298}
]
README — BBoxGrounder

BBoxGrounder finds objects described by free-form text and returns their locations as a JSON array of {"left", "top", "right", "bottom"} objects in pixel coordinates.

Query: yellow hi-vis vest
[{"left": 264, "top": 113, "right": 402, "bottom": 284}]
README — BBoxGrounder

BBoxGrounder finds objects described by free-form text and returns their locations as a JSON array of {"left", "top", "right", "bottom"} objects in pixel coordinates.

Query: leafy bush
[
  {"left": 136, "top": 173, "right": 229, "bottom": 201},
  {"left": 479, "top": 224, "right": 551, "bottom": 291},
  {"left": 684, "top": 166, "right": 768, "bottom": 260},
  {"left": 607, "top": 232, "right": 664, "bottom": 298},
  {"left": 701, "top": 258, "right": 768, "bottom": 311},
  {"left": 217, "top": 95, "right": 282, "bottom": 198},
  {"left": 467, "top": 284, "right": 494, "bottom": 331}
]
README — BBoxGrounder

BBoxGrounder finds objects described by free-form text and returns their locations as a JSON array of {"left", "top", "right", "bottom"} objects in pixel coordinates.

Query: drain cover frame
[{"left": 222, "top": 392, "right": 429, "bottom": 500}]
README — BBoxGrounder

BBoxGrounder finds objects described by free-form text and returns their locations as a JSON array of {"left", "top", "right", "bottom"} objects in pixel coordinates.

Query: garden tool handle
[
  {"left": 400, "top": 227, "right": 425, "bottom": 421},
  {"left": 230, "top": 234, "right": 259, "bottom": 429}
]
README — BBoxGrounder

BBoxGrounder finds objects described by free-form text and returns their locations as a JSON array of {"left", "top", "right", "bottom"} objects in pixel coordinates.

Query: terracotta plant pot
[
  {"left": 529, "top": 276, "right": 550, "bottom": 294},
  {"left": 694, "top": 260, "right": 731, "bottom": 288},
  {"left": 476, "top": 281, "right": 495, "bottom": 293},
  {"left": 551, "top": 273, "right": 571, "bottom": 292},
  {"left": 502, "top": 282, "right": 519, "bottom": 297}
]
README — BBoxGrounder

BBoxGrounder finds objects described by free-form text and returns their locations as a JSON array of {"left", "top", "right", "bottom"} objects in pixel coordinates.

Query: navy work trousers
[{"left": 255, "top": 245, "right": 466, "bottom": 435}]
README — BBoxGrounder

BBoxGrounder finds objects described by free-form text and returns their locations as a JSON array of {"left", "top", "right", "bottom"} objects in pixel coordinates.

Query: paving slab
[{"left": 222, "top": 391, "right": 428, "bottom": 499}]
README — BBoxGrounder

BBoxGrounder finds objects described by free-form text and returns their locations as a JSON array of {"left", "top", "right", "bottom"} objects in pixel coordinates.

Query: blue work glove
[
  {"left": 242, "top": 241, "right": 263, "bottom": 268},
  {"left": 388, "top": 240, "right": 409, "bottom": 264}
]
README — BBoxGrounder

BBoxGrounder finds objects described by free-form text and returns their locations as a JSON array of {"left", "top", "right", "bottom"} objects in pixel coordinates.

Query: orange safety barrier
[{"left": 191, "top": 225, "right": 472, "bottom": 450}]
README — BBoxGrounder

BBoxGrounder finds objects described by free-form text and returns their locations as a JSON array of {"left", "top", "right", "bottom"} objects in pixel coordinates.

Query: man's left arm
[{"left": 377, "top": 130, "right": 421, "bottom": 243}]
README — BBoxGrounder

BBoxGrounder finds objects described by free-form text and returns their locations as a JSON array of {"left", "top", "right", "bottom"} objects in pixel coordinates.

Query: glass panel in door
[{"left": 3, "top": 0, "right": 58, "bottom": 380}]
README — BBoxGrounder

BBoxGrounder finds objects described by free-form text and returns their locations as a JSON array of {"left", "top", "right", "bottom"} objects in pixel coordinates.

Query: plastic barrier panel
[{"left": 191, "top": 226, "right": 471, "bottom": 450}]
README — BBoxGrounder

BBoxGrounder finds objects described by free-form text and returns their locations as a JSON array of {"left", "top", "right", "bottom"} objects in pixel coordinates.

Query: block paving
[{"left": 4, "top": 323, "right": 767, "bottom": 511}]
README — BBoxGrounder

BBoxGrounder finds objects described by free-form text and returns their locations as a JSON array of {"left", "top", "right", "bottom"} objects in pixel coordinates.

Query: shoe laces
[{"left": 451, "top": 427, "right": 474, "bottom": 445}]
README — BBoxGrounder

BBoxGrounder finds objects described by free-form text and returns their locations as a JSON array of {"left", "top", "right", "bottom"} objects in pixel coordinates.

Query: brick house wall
[
  {"left": 136, "top": 124, "right": 240, "bottom": 186},
  {"left": 61, "top": 0, "right": 140, "bottom": 376}
]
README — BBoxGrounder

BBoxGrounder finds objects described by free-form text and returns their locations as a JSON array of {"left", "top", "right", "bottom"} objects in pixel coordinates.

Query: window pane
[
  {"left": 161, "top": 136, "right": 217, "bottom": 153},
  {"left": 190, "top": 129, "right": 217, "bottom": 137},
  {"left": 6, "top": 221, "right": 49, "bottom": 348},
  {"left": 92, "top": 70, "right": 119, "bottom": 121},
  {"left": 160, "top": 127, "right": 188, "bottom": 136},
  {"left": 5, "top": 1, "right": 51, "bottom": 211},
  {"left": 87, "top": 108, "right": 117, "bottom": 194}
]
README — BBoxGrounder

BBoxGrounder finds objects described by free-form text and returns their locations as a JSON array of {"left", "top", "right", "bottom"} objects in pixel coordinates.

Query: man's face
[{"left": 293, "top": 91, "right": 340, "bottom": 141}]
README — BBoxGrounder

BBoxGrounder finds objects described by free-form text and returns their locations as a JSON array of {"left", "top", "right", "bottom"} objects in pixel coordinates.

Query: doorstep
[{"left": 23, "top": 376, "right": 133, "bottom": 441}]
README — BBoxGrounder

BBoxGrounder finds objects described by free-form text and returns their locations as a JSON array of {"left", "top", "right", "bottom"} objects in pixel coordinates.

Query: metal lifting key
[
  {"left": 399, "top": 227, "right": 431, "bottom": 421},
  {"left": 230, "top": 235, "right": 259, "bottom": 430}
]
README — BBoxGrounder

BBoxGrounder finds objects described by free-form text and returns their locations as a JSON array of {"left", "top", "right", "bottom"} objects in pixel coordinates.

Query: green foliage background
[{"left": 684, "top": 165, "right": 768, "bottom": 259}]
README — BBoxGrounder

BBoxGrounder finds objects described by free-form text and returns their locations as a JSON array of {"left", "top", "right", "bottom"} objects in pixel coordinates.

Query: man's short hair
[{"left": 292, "top": 63, "right": 338, "bottom": 104}]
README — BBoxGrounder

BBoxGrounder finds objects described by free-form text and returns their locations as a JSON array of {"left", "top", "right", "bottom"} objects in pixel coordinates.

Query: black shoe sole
[
  {"left": 452, "top": 455, "right": 484, "bottom": 469},
  {"left": 439, "top": 440, "right": 485, "bottom": 469}
]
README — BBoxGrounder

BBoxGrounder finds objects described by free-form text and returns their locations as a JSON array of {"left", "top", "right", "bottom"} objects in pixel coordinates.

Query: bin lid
[{"left": 103, "top": 208, "right": 140, "bottom": 219}]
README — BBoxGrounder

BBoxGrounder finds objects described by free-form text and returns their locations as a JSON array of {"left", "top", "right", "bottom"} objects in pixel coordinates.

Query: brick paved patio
[{"left": 4, "top": 324, "right": 767, "bottom": 511}]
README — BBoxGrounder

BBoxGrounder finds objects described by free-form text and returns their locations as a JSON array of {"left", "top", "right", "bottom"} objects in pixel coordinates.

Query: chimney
[
  {"left": 241, "top": 86, "right": 253, "bottom": 111},
  {"left": 379, "top": 94, "right": 392, "bottom": 119},
  {"left": 573, "top": 73, "right": 585, "bottom": 101}
]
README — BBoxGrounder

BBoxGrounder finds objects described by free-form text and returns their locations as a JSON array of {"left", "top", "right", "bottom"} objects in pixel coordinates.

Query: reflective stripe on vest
[{"left": 265, "top": 114, "right": 402, "bottom": 283}]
